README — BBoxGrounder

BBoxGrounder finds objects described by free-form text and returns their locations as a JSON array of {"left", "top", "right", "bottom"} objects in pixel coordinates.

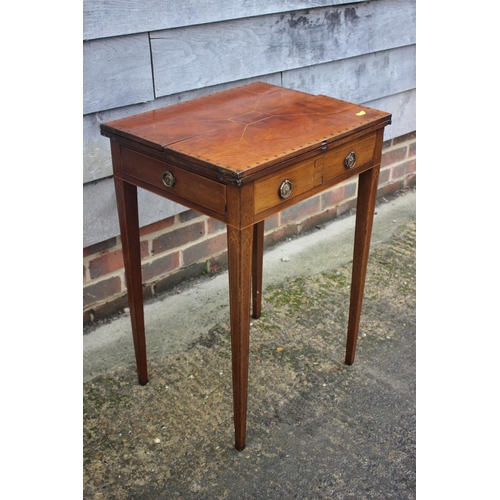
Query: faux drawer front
[
  {"left": 254, "top": 132, "right": 376, "bottom": 215},
  {"left": 121, "top": 147, "right": 226, "bottom": 215}
]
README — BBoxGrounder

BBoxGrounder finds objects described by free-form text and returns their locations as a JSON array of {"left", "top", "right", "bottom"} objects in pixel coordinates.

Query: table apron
[
  {"left": 252, "top": 161, "right": 379, "bottom": 224},
  {"left": 113, "top": 133, "right": 380, "bottom": 229}
]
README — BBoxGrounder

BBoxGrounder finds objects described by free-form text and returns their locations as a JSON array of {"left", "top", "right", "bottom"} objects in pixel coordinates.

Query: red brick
[
  {"left": 183, "top": 233, "right": 227, "bottom": 266},
  {"left": 379, "top": 166, "right": 391, "bottom": 185},
  {"left": 88, "top": 241, "right": 148, "bottom": 279},
  {"left": 409, "top": 141, "right": 416, "bottom": 157},
  {"left": 297, "top": 208, "right": 338, "bottom": 234},
  {"left": 141, "top": 251, "right": 180, "bottom": 282},
  {"left": 89, "top": 249, "right": 124, "bottom": 279},
  {"left": 141, "top": 241, "right": 150, "bottom": 259},
  {"left": 280, "top": 196, "right": 321, "bottom": 225},
  {"left": 336, "top": 197, "right": 358, "bottom": 217},
  {"left": 83, "top": 276, "right": 122, "bottom": 307},
  {"left": 392, "top": 159, "right": 416, "bottom": 180},
  {"left": 381, "top": 146, "right": 408, "bottom": 167},
  {"left": 207, "top": 217, "right": 226, "bottom": 234},
  {"left": 140, "top": 214, "right": 175, "bottom": 237},
  {"left": 84, "top": 294, "right": 129, "bottom": 324},
  {"left": 83, "top": 237, "right": 117, "bottom": 258},
  {"left": 377, "top": 180, "right": 404, "bottom": 198},
  {"left": 264, "top": 225, "right": 298, "bottom": 248},
  {"left": 321, "top": 182, "right": 356, "bottom": 208},
  {"left": 152, "top": 221, "right": 205, "bottom": 254},
  {"left": 179, "top": 210, "right": 203, "bottom": 223}
]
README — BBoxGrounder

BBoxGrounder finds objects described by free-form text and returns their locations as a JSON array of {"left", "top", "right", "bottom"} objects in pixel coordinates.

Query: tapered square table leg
[
  {"left": 345, "top": 166, "right": 380, "bottom": 365},
  {"left": 114, "top": 178, "right": 149, "bottom": 385},
  {"left": 227, "top": 225, "right": 253, "bottom": 451}
]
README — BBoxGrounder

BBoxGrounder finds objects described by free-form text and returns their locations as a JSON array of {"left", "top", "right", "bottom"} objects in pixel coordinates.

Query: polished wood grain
[
  {"left": 345, "top": 165, "right": 380, "bottom": 365},
  {"left": 101, "top": 82, "right": 391, "bottom": 451},
  {"left": 121, "top": 147, "right": 227, "bottom": 215},
  {"left": 227, "top": 224, "right": 253, "bottom": 451},
  {"left": 345, "top": 128, "right": 385, "bottom": 364},
  {"left": 101, "top": 82, "right": 390, "bottom": 183}
]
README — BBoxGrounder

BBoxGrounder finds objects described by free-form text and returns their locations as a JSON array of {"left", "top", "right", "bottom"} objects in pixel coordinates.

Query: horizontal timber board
[
  {"left": 84, "top": 0, "right": 366, "bottom": 41},
  {"left": 368, "top": 90, "right": 416, "bottom": 142},
  {"left": 150, "top": 0, "right": 415, "bottom": 98},
  {"left": 83, "top": 33, "right": 155, "bottom": 114},
  {"left": 283, "top": 45, "right": 416, "bottom": 104}
]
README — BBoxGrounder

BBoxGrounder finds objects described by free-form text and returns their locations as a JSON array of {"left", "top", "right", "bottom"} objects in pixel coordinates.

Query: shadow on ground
[{"left": 84, "top": 218, "right": 416, "bottom": 499}]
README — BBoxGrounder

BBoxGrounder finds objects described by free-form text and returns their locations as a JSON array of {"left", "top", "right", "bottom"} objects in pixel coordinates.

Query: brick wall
[{"left": 83, "top": 131, "right": 416, "bottom": 324}]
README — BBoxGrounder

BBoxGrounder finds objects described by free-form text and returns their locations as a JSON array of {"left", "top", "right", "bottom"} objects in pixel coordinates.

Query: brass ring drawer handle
[
  {"left": 344, "top": 151, "right": 356, "bottom": 169},
  {"left": 162, "top": 171, "right": 176, "bottom": 188},
  {"left": 279, "top": 179, "right": 293, "bottom": 199}
]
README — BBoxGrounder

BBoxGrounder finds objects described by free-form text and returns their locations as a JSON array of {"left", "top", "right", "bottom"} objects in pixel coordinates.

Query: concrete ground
[{"left": 83, "top": 190, "right": 416, "bottom": 499}]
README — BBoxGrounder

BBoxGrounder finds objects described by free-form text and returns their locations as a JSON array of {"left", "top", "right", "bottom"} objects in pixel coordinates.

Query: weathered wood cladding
[
  {"left": 83, "top": 0, "right": 415, "bottom": 113},
  {"left": 282, "top": 45, "right": 416, "bottom": 104},
  {"left": 150, "top": 1, "right": 415, "bottom": 98},
  {"left": 84, "top": 0, "right": 365, "bottom": 40},
  {"left": 83, "top": 0, "right": 416, "bottom": 248},
  {"left": 83, "top": 34, "right": 154, "bottom": 115}
]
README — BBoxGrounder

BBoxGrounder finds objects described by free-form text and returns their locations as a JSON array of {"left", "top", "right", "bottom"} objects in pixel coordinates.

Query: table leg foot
[
  {"left": 235, "top": 441, "right": 246, "bottom": 452},
  {"left": 345, "top": 166, "right": 380, "bottom": 365}
]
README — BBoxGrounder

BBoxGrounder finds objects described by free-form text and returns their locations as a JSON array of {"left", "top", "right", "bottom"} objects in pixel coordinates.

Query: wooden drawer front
[
  {"left": 254, "top": 133, "right": 376, "bottom": 215},
  {"left": 254, "top": 158, "right": 317, "bottom": 214},
  {"left": 121, "top": 147, "right": 226, "bottom": 215},
  {"left": 322, "top": 132, "right": 376, "bottom": 182}
]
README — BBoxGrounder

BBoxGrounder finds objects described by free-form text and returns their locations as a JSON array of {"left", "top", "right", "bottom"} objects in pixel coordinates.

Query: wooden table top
[{"left": 101, "top": 82, "right": 391, "bottom": 182}]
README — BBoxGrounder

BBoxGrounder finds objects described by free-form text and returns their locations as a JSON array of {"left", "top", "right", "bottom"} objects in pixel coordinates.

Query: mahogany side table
[{"left": 101, "top": 82, "right": 391, "bottom": 451}]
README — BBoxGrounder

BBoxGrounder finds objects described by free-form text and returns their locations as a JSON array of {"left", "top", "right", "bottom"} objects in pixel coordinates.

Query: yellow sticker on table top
[{"left": 356, "top": 110, "right": 366, "bottom": 116}]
